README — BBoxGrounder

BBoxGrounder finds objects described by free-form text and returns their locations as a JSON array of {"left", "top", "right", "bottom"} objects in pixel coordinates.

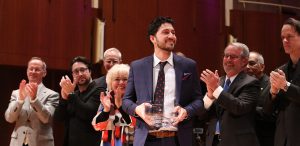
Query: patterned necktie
[
  {"left": 154, "top": 61, "right": 167, "bottom": 104},
  {"left": 216, "top": 78, "right": 231, "bottom": 134}
]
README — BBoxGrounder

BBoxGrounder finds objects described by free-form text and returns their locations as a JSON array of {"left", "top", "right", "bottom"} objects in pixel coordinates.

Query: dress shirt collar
[
  {"left": 225, "top": 74, "right": 238, "bottom": 85},
  {"left": 153, "top": 52, "right": 174, "bottom": 67}
]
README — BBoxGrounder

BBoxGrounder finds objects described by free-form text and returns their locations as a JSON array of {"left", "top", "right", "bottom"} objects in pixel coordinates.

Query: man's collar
[{"left": 153, "top": 52, "right": 174, "bottom": 67}]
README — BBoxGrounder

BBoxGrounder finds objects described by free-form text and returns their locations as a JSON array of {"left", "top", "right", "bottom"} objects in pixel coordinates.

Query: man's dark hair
[
  {"left": 70, "top": 56, "right": 92, "bottom": 71},
  {"left": 147, "top": 16, "right": 175, "bottom": 38},
  {"left": 284, "top": 18, "right": 300, "bottom": 34}
]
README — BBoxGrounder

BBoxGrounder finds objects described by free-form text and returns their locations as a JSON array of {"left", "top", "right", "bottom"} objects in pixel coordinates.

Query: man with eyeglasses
[
  {"left": 55, "top": 56, "right": 104, "bottom": 146},
  {"left": 200, "top": 42, "right": 260, "bottom": 146},
  {"left": 5, "top": 57, "right": 59, "bottom": 146},
  {"left": 94, "top": 47, "right": 122, "bottom": 90}
]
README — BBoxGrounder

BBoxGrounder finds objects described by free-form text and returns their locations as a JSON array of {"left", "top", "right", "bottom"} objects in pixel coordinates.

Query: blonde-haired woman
[{"left": 92, "top": 64, "right": 134, "bottom": 146}]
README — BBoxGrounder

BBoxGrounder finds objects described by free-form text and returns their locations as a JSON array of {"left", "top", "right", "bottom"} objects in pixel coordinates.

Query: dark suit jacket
[
  {"left": 122, "top": 54, "right": 203, "bottom": 146},
  {"left": 55, "top": 81, "right": 103, "bottom": 146},
  {"left": 204, "top": 72, "right": 260, "bottom": 146},
  {"left": 94, "top": 75, "right": 107, "bottom": 90},
  {"left": 255, "top": 74, "right": 276, "bottom": 146},
  {"left": 264, "top": 60, "right": 300, "bottom": 146}
]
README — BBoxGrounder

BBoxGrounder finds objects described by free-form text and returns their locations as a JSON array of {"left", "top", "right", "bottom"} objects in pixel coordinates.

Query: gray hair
[
  {"left": 250, "top": 51, "right": 264, "bottom": 64},
  {"left": 28, "top": 57, "right": 47, "bottom": 71},
  {"left": 230, "top": 42, "right": 250, "bottom": 58},
  {"left": 103, "top": 48, "right": 122, "bottom": 60}
]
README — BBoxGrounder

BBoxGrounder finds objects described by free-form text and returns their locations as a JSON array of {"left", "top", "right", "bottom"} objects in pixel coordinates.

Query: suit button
[{"left": 23, "top": 131, "right": 26, "bottom": 134}]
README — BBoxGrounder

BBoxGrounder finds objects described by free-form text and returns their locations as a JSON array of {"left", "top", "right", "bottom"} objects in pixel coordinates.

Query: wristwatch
[{"left": 283, "top": 81, "right": 291, "bottom": 92}]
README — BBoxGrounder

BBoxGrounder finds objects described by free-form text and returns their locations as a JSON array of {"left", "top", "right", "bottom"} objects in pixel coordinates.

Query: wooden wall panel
[
  {"left": 102, "top": 0, "right": 225, "bottom": 73},
  {"left": 0, "top": 0, "right": 94, "bottom": 70},
  {"left": 230, "top": 10, "right": 289, "bottom": 74},
  {"left": 0, "top": 0, "right": 225, "bottom": 145}
]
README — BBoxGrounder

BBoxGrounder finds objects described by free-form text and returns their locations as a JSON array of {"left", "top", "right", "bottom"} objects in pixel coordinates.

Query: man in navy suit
[{"left": 122, "top": 16, "right": 203, "bottom": 146}]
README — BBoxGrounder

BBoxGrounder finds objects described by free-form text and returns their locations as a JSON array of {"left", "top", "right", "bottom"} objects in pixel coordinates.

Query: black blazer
[
  {"left": 55, "top": 81, "right": 103, "bottom": 146},
  {"left": 264, "top": 60, "right": 300, "bottom": 146},
  {"left": 205, "top": 72, "right": 260, "bottom": 146},
  {"left": 255, "top": 74, "right": 276, "bottom": 146},
  {"left": 94, "top": 75, "right": 107, "bottom": 90}
]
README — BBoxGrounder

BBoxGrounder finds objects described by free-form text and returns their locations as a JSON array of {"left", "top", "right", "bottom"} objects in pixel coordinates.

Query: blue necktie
[
  {"left": 216, "top": 79, "right": 231, "bottom": 134},
  {"left": 223, "top": 79, "right": 231, "bottom": 92}
]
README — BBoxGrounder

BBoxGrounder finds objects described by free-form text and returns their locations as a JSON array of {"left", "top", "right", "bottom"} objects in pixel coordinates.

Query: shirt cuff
[
  {"left": 17, "top": 99, "right": 24, "bottom": 104},
  {"left": 203, "top": 94, "right": 215, "bottom": 109},
  {"left": 30, "top": 97, "right": 38, "bottom": 103},
  {"left": 213, "top": 86, "right": 223, "bottom": 99}
]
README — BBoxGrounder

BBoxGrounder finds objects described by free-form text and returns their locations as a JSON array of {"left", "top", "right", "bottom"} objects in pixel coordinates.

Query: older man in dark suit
[
  {"left": 122, "top": 16, "right": 203, "bottom": 146},
  {"left": 246, "top": 51, "right": 276, "bottom": 146},
  {"left": 200, "top": 42, "right": 260, "bottom": 146}
]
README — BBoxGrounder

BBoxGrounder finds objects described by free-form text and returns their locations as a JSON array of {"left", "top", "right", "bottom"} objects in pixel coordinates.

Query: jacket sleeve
[
  {"left": 5, "top": 90, "right": 24, "bottom": 123},
  {"left": 30, "top": 90, "right": 59, "bottom": 124}
]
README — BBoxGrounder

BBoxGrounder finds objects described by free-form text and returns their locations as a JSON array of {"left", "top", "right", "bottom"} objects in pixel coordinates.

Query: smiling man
[
  {"left": 5, "top": 57, "right": 59, "bottom": 146},
  {"left": 55, "top": 56, "right": 104, "bottom": 146},
  {"left": 94, "top": 47, "right": 122, "bottom": 91},
  {"left": 122, "top": 16, "right": 203, "bottom": 146},
  {"left": 200, "top": 42, "right": 260, "bottom": 146}
]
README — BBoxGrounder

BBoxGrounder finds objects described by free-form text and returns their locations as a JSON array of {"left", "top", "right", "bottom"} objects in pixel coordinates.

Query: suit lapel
[
  {"left": 227, "top": 72, "right": 246, "bottom": 93},
  {"left": 173, "top": 55, "right": 183, "bottom": 105},
  {"left": 217, "top": 73, "right": 245, "bottom": 116},
  {"left": 216, "top": 77, "right": 225, "bottom": 117},
  {"left": 38, "top": 84, "right": 47, "bottom": 103},
  {"left": 220, "top": 77, "right": 225, "bottom": 87},
  {"left": 145, "top": 56, "right": 154, "bottom": 102}
]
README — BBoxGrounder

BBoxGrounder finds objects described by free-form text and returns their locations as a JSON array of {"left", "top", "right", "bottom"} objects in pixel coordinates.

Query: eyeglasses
[
  {"left": 27, "top": 67, "right": 43, "bottom": 73},
  {"left": 72, "top": 67, "right": 88, "bottom": 75},
  {"left": 223, "top": 54, "right": 240, "bottom": 60}
]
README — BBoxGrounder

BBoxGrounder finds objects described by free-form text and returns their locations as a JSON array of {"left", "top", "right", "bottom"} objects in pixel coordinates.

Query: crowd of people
[{"left": 4, "top": 16, "right": 300, "bottom": 146}]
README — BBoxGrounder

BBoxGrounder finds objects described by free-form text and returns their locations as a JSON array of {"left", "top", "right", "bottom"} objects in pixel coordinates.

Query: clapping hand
[
  {"left": 19, "top": 80, "right": 27, "bottom": 101},
  {"left": 26, "top": 82, "right": 38, "bottom": 100},
  {"left": 100, "top": 92, "right": 112, "bottom": 112},
  {"left": 59, "top": 75, "right": 76, "bottom": 100},
  {"left": 270, "top": 69, "right": 287, "bottom": 97},
  {"left": 200, "top": 69, "right": 220, "bottom": 99},
  {"left": 18, "top": 79, "right": 38, "bottom": 101}
]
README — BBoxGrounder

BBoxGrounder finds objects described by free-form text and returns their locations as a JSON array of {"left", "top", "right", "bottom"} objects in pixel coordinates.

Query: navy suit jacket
[{"left": 122, "top": 54, "right": 203, "bottom": 146}]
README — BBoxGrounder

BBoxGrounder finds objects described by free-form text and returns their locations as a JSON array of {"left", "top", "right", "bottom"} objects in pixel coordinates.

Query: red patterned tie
[{"left": 154, "top": 62, "right": 167, "bottom": 104}]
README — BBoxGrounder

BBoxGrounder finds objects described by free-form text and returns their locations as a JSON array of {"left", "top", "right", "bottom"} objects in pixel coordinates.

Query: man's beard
[
  {"left": 157, "top": 39, "right": 175, "bottom": 52},
  {"left": 77, "top": 77, "right": 90, "bottom": 86}
]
